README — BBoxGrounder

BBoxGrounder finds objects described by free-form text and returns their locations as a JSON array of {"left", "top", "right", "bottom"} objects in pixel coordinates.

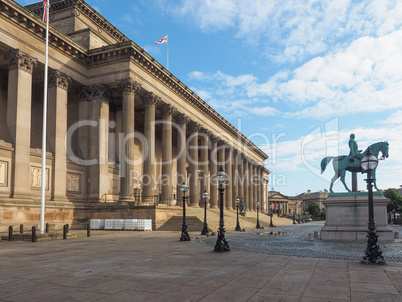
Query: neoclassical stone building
[{"left": 0, "top": 0, "right": 269, "bottom": 227}]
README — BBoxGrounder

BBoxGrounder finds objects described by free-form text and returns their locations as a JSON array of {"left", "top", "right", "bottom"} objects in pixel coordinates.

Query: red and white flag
[
  {"left": 155, "top": 35, "right": 168, "bottom": 44},
  {"left": 42, "top": 0, "right": 48, "bottom": 22}
]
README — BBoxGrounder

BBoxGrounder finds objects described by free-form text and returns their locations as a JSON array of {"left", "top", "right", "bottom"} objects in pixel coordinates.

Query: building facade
[
  {"left": 267, "top": 190, "right": 302, "bottom": 217},
  {"left": 0, "top": 0, "right": 269, "bottom": 227}
]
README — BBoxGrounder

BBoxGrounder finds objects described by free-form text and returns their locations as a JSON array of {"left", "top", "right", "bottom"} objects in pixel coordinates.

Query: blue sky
[{"left": 19, "top": 0, "right": 402, "bottom": 196}]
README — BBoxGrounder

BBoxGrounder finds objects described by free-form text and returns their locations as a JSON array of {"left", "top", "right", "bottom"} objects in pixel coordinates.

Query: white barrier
[
  {"left": 90, "top": 219, "right": 152, "bottom": 231},
  {"left": 90, "top": 219, "right": 105, "bottom": 230},
  {"left": 105, "top": 219, "right": 115, "bottom": 230}
]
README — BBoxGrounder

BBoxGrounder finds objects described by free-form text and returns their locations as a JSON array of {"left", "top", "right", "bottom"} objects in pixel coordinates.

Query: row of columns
[
  {"left": 4, "top": 49, "right": 71, "bottom": 201},
  {"left": 3, "top": 48, "right": 266, "bottom": 211}
]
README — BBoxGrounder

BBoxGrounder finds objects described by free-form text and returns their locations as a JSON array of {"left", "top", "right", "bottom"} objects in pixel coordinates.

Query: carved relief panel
[
  {"left": 67, "top": 173, "right": 81, "bottom": 193},
  {"left": 0, "top": 161, "right": 7, "bottom": 186},
  {"left": 31, "top": 166, "right": 49, "bottom": 190}
]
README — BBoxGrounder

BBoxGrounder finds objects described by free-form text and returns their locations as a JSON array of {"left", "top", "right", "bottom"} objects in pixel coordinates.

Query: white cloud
[{"left": 172, "top": 0, "right": 402, "bottom": 63}]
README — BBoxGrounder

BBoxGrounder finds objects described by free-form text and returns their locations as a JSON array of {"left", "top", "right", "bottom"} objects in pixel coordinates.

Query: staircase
[
  {"left": 156, "top": 206, "right": 292, "bottom": 232},
  {"left": 157, "top": 216, "right": 204, "bottom": 232}
]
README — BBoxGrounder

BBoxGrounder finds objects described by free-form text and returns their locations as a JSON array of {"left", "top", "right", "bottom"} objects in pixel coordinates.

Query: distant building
[
  {"left": 297, "top": 190, "right": 330, "bottom": 212},
  {"left": 267, "top": 190, "right": 302, "bottom": 216}
]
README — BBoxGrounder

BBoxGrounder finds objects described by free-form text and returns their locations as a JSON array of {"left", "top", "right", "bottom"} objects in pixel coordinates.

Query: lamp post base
[
  {"left": 180, "top": 224, "right": 190, "bottom": 241},
  {"left": 201, "top": 223, "right": 209, "bottom": 235},
  {"left": 235, "top": 223, "right": 241, "bottom": 232},
  {"left": 214, "top": 230, "right": 230, "bottom": 252},
  {"left": 361, "top": 231, "right": 385, "bottom": 265}
]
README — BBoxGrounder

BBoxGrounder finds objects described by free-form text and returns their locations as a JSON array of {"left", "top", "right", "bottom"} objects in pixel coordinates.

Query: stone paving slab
[{"left": 0, "top": 223, "right": 401, "bottom": 301}]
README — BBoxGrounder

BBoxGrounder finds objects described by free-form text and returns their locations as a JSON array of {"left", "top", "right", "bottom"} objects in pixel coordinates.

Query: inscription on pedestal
[
  {"left": 0, "top": 161, "right": 7, "bottom": 186},
  {"left": 67, "top": 173, "right": 81, "bottom": 193}
]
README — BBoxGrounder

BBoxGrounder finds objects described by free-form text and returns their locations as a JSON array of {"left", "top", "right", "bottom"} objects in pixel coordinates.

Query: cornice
[
  {"left": 25, "top": 0, "right": 128, "bottom": 43},
  {"left": 0, "top": 0, "right": 88, "bottom": 60}
]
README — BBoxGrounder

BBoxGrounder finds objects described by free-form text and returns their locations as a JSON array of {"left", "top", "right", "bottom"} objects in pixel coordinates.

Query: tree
[
  {"left": 384, "top": 188, "right": 402, "bottom": 213},
  {"left": 307, "top": 201, "right": 320, "bottom": 217}
]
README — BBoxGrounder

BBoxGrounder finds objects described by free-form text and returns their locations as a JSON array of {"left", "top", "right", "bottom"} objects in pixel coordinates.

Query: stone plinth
[{"left": 320, "top": 192, "right": 394, "bottom": 241}]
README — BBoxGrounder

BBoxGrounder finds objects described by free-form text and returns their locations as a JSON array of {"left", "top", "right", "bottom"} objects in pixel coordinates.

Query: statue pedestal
[{"left": 320, "top": 192, "right": 394, "bottom": 241}]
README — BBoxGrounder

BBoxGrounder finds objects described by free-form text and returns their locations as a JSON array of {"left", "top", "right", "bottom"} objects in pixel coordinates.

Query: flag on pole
[
  {"left": 155, "top": 35, "right": 168, "bottom": 44},
  {"left": 42, "top": 0, "right": 48, "bottom": 22}
]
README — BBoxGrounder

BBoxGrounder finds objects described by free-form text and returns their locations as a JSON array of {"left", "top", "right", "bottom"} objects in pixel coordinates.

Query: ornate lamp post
[
  {"left": 256, "top": 202, "right": 261, "bottom": 229},
  {"left": 298, "top": 210, "right": 301, "bottom": 224},
  {"left": 179, "top": 182, "right": 190, "bottom": 241},
  {"left": 393, "top": 209, "right": 396, "bottom": 225},
  {"left": 269, "top": 203, "right": 274, "bottom": 227},
  {"left": 293, "top": 209, "right": 296, "bottom": 224},
  {"left": 361, "top": 149, "right": 384, "bottom": 264},
  {"left": 201, "top": 190, "right": 210, "bottom": 235},
  {"left": 235, "top": 197, "right": 241, "bottom": 231},
  {"left": 214, "top": 166, "right": 230, "bottom": 252}
]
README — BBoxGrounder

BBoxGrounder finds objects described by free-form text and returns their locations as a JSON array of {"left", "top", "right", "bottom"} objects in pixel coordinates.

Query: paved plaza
[{"left": 0, "top": 223, "right": 402, "bottom": 301}]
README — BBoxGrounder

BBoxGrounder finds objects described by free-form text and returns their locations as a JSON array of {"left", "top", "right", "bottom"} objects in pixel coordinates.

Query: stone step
[{"left": 157, "top": 216, "right": 204, "bottom": 231}]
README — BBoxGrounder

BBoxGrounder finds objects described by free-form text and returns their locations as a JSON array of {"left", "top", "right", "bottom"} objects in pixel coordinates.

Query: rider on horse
[{"left": 348, "top": 133, "right": 363, "bottom": 167}]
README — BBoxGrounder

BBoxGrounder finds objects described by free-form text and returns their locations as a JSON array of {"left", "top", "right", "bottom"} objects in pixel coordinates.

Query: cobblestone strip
[{"left": 194, "top": 221, "right": 402, "bottom": 262}]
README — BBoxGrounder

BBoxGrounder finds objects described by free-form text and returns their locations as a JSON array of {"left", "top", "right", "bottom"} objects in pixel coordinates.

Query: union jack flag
[{"left": 42, "top": 0, "right": 48, "bottom": 22}]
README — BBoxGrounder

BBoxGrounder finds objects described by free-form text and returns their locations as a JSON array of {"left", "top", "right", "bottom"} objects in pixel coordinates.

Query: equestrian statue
[{"left": 320, "top": 134, "right": 389, "bottom": 193}]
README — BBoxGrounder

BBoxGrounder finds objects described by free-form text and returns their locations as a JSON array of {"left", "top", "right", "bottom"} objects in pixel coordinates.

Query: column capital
[
  {"left": 141, "top": 91, "right": 160, "bottom": 107},
  {"left": 173, "top": 112, "right": 190, "bottom": 125},
  {"left": 199, "top": 128, "right": 212, "bottom": 139},
  {"left": 187, "top": 121, "right": 201, "bottom": 133},
  {"left": 210, "top": 134, "right": 219, "bottom": 143},
  {"left": 5, "top": 49, "right": 37, "bottom": 74},
  {"left": 49, "top": 70, "right": 72, "bottom": 90},
  {"left": 217, "top": 139, "right": 227, "bottom": 147},
  {"left": 79, "top": 84, "right": 111, "bottom": 102},
  {"left": 118, "top": 78, "right": 141, "bottom": 95},
  {"left": 158, "top": 103, "right": 176, "bottom": 117}
]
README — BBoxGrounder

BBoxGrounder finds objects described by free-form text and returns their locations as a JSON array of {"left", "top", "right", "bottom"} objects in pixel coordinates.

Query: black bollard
[
  {"left": 20, "top": 224, "right": 23, "bottom": 234},
  {"left": 46, "top": 223, "right": 49, "bottom": 233},
  {"left": 8, "top": 226, "right": 13, "bottom": 241},
  {"left": 63, "top": 224, "right": 67, "bottom": 239},
  {"left": 32, "top": 226, "right": 37, "bottom": 242},
  {"left": 87, "top": 224, "right": 91, "bottom": 237}
]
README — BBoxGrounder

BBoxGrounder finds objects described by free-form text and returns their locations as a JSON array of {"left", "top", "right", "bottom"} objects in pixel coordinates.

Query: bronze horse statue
[{"left": 320, "top": 142, "right": 389, "bottom": 193}]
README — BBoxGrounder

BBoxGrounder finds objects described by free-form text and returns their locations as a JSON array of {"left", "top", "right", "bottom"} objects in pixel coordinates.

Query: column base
[{"left": 119, "top": 196, "right": 134, "bottom": 203}]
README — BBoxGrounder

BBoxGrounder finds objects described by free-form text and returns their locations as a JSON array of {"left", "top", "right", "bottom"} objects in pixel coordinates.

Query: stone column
[
  {"left": 5, "top": 49, "right": 37, "bottom": 198},
  {"left": 243, "top": 157, "right": 249, "bottom": 211},
  {"left": 187, "top": 121, "right": 200, "bottom": 207},
  {"left": 225, "top": 147, "right": 233, "bottom": 210},
  {"left": 209, "top": 135, "right": 218, "bottom": 208},
  {"left": 232, "top": 150, "right": 239, "bottom": 209},
  {"left": 238, "top": 153, "right": 244, "bottom": 201},
  {"left": 247, "top": 160, "right": 253, "bottom": 211},
  {"left": 80, "top": 84, "right": 110, "bottom": 201},
  {"left": 260, "top": 167, "right": 265, "bottom": 213},
  {"left": 174, "top": 113, "right": 189, "bottom": 201},
  {"left": 118, "top": 78, "right": 140, "bottom": 202},
  {"left": 199, "top": 129, "right": 210, "bottom": 207},
  {"left": 159, "top": 103, "right": 176, "bottom": 204},
  {"left": 141, "top": 92, "right": 160, "bottom": 202},
  {"left": 48, "top": 70, "right": 71, "bottom": 201},
  {"left": 253, "top": 164, "right": 258, "bottom": 211}
]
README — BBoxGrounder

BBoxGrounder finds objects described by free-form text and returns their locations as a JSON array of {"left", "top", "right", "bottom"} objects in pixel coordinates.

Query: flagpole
[
  {"left": 40, "top": 0, "right": 49, "bottom": 234},
  {"left": 167, "top": 35, "right": 169, "bottom": 71}
]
